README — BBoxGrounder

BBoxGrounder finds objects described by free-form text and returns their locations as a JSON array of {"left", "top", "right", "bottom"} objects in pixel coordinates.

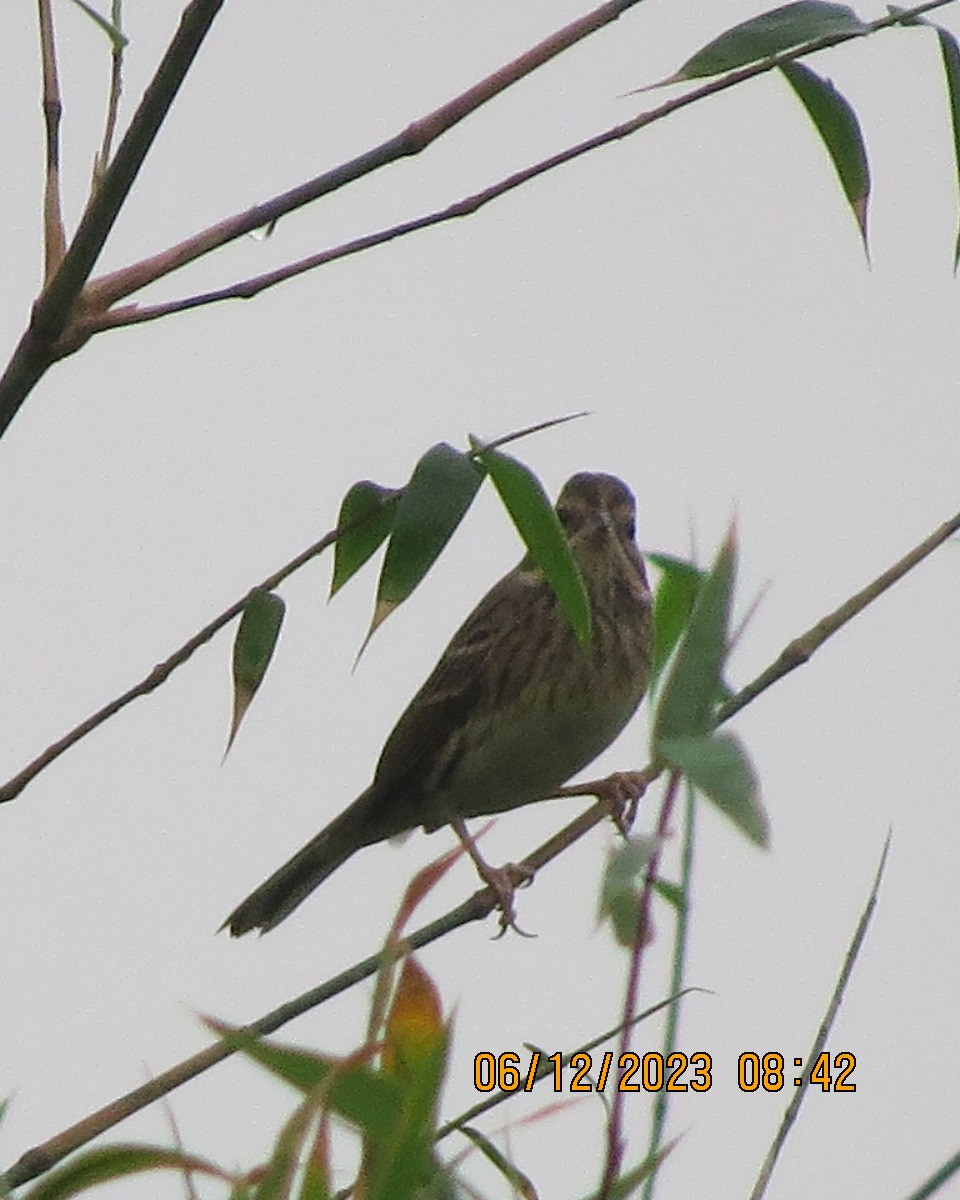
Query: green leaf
[
  {"left": 298, "top": 1120, "right": 333, "bottom": 1200},
  {"left": 887, "top": 10, "right": 960, "bottom": 269},
  {"left": 474, "top": 446, "right": 591, "bottom": 643},
  {"left": 369, "top": 959, "right": 449, "bottom": 1200},
  {"left": 935, "top": 25, "right": 960, "bottom": 271},
  {"left": 66, "top": 0, "right": 128, "bottom": 49},
  {"left": 21, "top": 1145, "right": 229, "bottom": 1200},
  {"left": 780, "top": 60, "right": 870, "bottom": 250},
  {"left": 205, "top": 1020, "right": 401, "bottom": 1138},
  {"left": 652, "top": 528, "right": 736, "bottom": 747},
  {"left": 330, "top": 481, "right": 400, "bottom": 597},
  {"left": 672, "top": 2, "right": 866, "bottom": 81},
  {"left": 579, "top": 1146, "right": 679, "bottom": 1200},
  {"left": 646, "top": 554, "right": 706, "bottom": 694},
  {"left": 256, "top": 1100, "right": 319, "bottom": 1200},
  {"left": 599, "top": 836, "right": 660, "bottom": 947},
  {"left": 226, "top": 590, "right": 285, "bottom": 756},
  {"left": 652, "top": 878, "right": 686, "bottom": 911},
  {"left": 659, "top": 732, "right": 769, "bottom": 846},
  {"left": 459, "top": 1128, "right": 536, "bottom": 1195},
  {"left": 366, "top": 445, "right": 484, "bottom": 642}
]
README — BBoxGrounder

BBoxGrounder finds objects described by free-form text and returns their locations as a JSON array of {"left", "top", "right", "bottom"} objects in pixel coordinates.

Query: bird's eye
[
  {"left": 607, "top": 500, "right": 635, "bottom": 541},
  {"left": 557, "top": 502, "right": 585, "bottom": 533}
]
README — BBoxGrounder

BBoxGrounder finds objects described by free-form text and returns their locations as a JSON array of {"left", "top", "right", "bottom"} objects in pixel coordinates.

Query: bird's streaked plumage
[{"left": 224, "top": 472, "right": 653, "bottom": 936}]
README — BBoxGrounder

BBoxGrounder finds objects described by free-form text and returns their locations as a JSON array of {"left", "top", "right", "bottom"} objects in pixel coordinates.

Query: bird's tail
[{"left": 222, "top": 787, "right": 387, "bottom": 936}]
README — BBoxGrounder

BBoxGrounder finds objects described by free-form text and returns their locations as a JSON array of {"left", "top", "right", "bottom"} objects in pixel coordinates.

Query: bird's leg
[
  {"left": 451, "top": 818, "right": 535, "bottom": 938},
  {"left": 554, "top": 770, "right": 651, "bottom": 835}
]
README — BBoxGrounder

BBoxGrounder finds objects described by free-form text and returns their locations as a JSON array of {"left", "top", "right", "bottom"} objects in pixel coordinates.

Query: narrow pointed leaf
[
  {"left": 672, "top": 2, "right": 866, "bottom": 82},
  {"left": 20, "top": 1145, "right": 229, "bottom": 1200},
  {"left": 935, "top": 25, "right": 960, "bottom": 270},
  {"left": 300, "top": 1119, "right": 333, "bottom": 1200},
  {"left": 227, "top": 590, "right": 285, "bottom": 755},
  {"left": 66, "top": 0, "right": 129, "bottom": 49},
  {"left": 459, "top": 1128, "right": 536, "bottom": 1196},
  {"left": 256, "top": 1101, "right": 317, "bottom": 1200},
  {"left": 780, "top": 60, "right": 870, "bottom": 250},
  {"left": 575, "top": 1140, "right": 679, "bottom": 1200},
  {"left": 205, "top": 1019, "right": 401, "bottom": 1137},
  {"left": 653, "top": 529, "right": 736, "bottom": 746},
  {"left": 366, "top": 445, "right": 483, "bottom": 644},
  {"left": 382, "top": 957, "right": 446, "bottom": 1075},
  {"left": 474, "top": 446, "right": 591, "bottom": 642},
  {"left": 646, "top": 553, "right": 706, "bottom": 693},
  {"left": 652, "top": 878, "right": 686, "bottom": 911},
  {"left": 887, "top": 11, "right": 960, "bottom": 268},
  {"left": 367, "top": 958, "right": 449, "bottom": 1200},
  {"left": 659, "top": 732, "right": 769, "bottom": 846},
  {"left": 330, "top": 481, "right": 400, "bottom": 597},
  {"left": 599, "top": 836, "right": 661, "bottom": 947}
]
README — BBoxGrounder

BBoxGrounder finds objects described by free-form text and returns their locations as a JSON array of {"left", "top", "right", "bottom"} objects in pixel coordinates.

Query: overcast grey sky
[{"left": 2, "top": 2, "right": 960, "bottom": 1197}]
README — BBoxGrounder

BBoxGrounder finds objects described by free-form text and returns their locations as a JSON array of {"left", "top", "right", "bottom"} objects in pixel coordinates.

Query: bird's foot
[
  {"left": 483, "top": 860, "right": 536, "bottom": 939},
  {"left": 556, "top": 770, "right": 650, "bottom": 835},
  {"left": 595, "top": 770, "right": 650, "bottom": 834},
  {"left": 452, "top": 819, "right": 536, "bottom": 938}
]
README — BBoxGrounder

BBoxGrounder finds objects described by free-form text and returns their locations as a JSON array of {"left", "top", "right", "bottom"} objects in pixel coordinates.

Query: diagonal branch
[
  {"left": 718, "top": 506, "right": 960, "bottom": 723},
  {"left": 1, "top": 484, "right": 957, "bottom": 1183},
  {"left": 598, "top": 769, "right": 680, "bottom": 1195},
  {"left": 0, "top": 414, "right": 582, "bottom": 806},
  {"left": 78, "top": 0, "right": 647, "bottom": 317},
  {"left": 0, "top": 0, "right": 228, "bottom": 439},
  {"left": 0, "top": 0, "right": 648, "bottom": 437},
  {"left": 2, "top": 488, "right": 957, "bottom": 807},
  {"left": 79, "top": 0, "right": 960, "bottom": 335},
  {"left": 4, "top": 0, "right": 955, "bottom": 429},
  {"left": 0, "top": 775, "right": 652, "bottom": 1190},
  {"left": 0, "top": 524, "right": 339, "bottom": 805}
]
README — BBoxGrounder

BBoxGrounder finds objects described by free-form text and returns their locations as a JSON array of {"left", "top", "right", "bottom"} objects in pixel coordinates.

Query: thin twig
[
  {"left": 598, "top": 770, "right": 681, "bottom": 1197},
  {"left": 747, "top": 832, "right": 892, "bottom": 1200},
  {"left": 0, "top": 891, "right": 488, "bottom": 1191},
  {"left": 93, "top": 2, "right": 126, "bottom": 188},
  {"left": 37, "top": 0, "right": 67, "bottom": 278},
  {"left": 78, "top": 0, "right": 647, "bottom": 318},
  {"left": 3, "top": 0, "right": 955, "bottom": 433},
  {"left": 436, "top": 987, "right": 706, "bottom": 1140},
  {"left": 718, "top": 506, "right": 960, "bottom": 724},
  {"left": 0, "top": 769, "right": 655, "bottom": 1191},
  {"left": 0, "top": 470, "right": 950, "bottom": 1182},
  {"left": 0, "top": 524, "right": 339, "bottom": 805},
  {"left": 0, "top": 415, "right": 584, "bottom": 805},
  {"left": 901, "top": 1148, "right": 960, "bottom": 1200},
  {"left": 640, "top": 778, "right": 697, "bottom": 1200},
  {"left": 81, "top": 0, "right": 958, "bottom": 335},
  {"left": 0, "top": 0, "right": 228, "bottom": 439},
  {"left": 5, "top": 486, "right": 955, "bottom": 811}
]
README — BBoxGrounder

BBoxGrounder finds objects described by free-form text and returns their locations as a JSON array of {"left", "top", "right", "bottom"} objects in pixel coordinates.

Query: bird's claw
[
  {"left": 452, "top": 818, "right": 537, "bottom": 937},
  {"left": 482, "top": 861, "right": 536, "bottom": 939},
  {"left": 594, "top": 771, "right": 649, "bottom": 835}
]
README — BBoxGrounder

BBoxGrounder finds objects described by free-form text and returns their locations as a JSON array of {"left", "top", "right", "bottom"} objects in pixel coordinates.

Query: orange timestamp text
[
  {"left": 473, "top": 1050, "right": 713, "bottom": 1094},
  {"left": 473, "top": 1050, "right": 857, "bottom": 1093}
]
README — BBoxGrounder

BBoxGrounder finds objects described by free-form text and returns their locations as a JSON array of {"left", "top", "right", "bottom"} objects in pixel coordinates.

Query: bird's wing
[{"left": 371, "top": 563, "right": 546, "bottom": 806}]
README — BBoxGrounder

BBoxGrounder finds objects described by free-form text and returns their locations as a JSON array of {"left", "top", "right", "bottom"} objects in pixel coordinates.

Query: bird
[{"left": 224, "top": 471, "right": 654, "bottom": 936}]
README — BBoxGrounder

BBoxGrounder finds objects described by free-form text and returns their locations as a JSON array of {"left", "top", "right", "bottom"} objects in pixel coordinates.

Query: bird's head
[{"left": 555, "top": 472, "right": 638, "bottom": 552}]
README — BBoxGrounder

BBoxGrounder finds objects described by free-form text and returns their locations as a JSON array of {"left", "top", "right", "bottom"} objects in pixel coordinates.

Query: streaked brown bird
[{"left": 224, "top": 472, "right": 653, "bottom": 936}]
